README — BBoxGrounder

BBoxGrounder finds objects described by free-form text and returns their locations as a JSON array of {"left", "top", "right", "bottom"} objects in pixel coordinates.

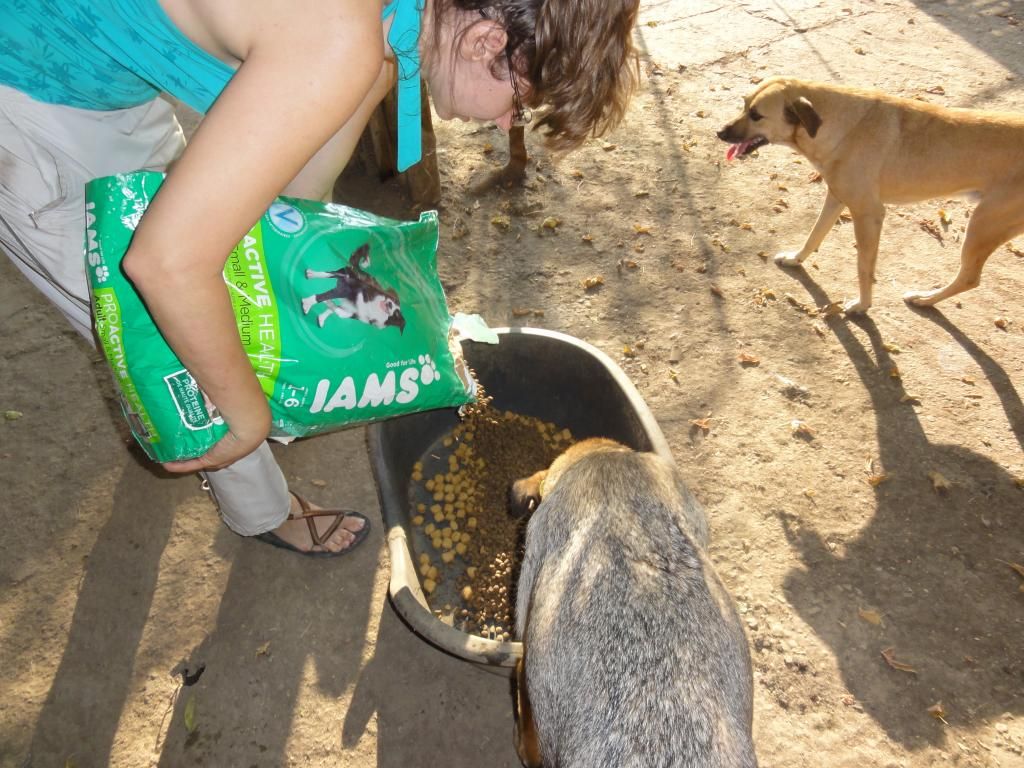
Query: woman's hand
[{"left": 163, "top": 419, "right": 270, "bottom": 473}]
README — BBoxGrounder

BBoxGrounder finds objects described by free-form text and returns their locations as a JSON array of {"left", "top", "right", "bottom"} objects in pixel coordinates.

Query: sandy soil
[{"left": 2, "top": 0, "right": 1023, "bottom": 766}]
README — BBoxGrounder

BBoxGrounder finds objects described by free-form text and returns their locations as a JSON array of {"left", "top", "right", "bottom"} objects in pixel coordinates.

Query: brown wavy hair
[{"left": 428, "top": 0, "right": 641, "bottom": 151}]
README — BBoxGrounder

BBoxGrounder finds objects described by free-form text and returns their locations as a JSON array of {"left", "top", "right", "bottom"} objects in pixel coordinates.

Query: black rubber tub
[{"left": 366, "top": 326, "right": 672, "bottom": 668}]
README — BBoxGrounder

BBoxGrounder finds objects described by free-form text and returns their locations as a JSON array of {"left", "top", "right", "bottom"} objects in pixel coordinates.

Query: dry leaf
[
  {"left": 633, "top": 224, "right": 651, "bottom": 235},
  {"left": 927, "top": 701, "right": 948, "bottom": 724},
  {"left": 581, "top": 275, "right": 605, "bottom": 291},
  {"left": 900, "top": 393, "right": 922, "bottom": 404},
  {"left": 938, "top": 208, "right": 952, "bottom": 225},
  {"left": 819, "top": 302, "right": 844, "bottom": 318},
  {"left": 738, "top": 353, "right": 761, "bottom": 366},
  {"left": 997, "top": 559, "right": 1024, "bottom": 580},
  {"left": 601, "top": 141, "right": 617, "bottom": 152},
  {"left": 961, "top": 376, "right": 975, "bottom": 385},
  {"left": 854, "top": 46, "right": 867, "bottom": 55},
  {"left": 511, "top": 308, "right": 534, "bottom": 318},
  {"left": 882, "top": 342, "right": 902, "bottom": 353},
  {"left": 311, "top": 479, "right": 327, "bottom": 488},
  {"left": 928, "top": 471, "right": 952, "bottom": 493},
  {"left": 3, "top": 410, "right": 22, "bottom": 421},
  {"left": 490, "top": 214, "right": 511, "bottom": 230},
  {"left": 867, "top": 473, "right": 889, "bottom": 486},
  {"left": 790, "top": 420, "right": 815, "bottom": 439},
  {"left": 858, "top": 607, "right": 883, "bottom": 626},
  {"left": 622, "top": 345, "right": 637, "bottom": 358},
  {"left": 881, "top": 647, "right": 918, "bottom": 674},
  {"left": 918, "top": 219, "right": 943, "bottom": 242},
  {"left": 710, "top": 284, "right": 724, "bottom": 298},
  {"left": 889, "top": 365, "right": 901, "bottom": 380},
  {"left": 581, "top": 233, "right": 594, "bottom": 242},
  {"left": 542, "top": 216, "right": 561, "bottom": 230},
  {"left": 184, "top": 694, "right": 198, "bottom": 733},
  {"left": 256, "top": 641, "right": 271, "bottom": 657},
  {"left": 690, "top": 417, "right": 712, "bottom": 433}
]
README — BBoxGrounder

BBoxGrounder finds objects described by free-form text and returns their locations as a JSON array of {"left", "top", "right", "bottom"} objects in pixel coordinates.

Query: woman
[{"left": 0, "top": 0, "right": 640, "bottom": 555}]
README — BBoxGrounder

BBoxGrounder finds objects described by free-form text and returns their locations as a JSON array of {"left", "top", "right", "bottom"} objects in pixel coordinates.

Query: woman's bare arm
[{"left": 123, "top": 1, "right": 386, "bottom": 472}]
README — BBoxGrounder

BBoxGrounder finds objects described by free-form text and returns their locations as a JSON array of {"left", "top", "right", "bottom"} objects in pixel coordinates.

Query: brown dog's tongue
[{"left": 726, "top": 143, "right": 741, "bottom": 162}]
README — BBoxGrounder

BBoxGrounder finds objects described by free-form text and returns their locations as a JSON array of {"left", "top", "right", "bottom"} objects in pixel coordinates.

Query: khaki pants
[{"left": 0, "top": 84, "right": 290, "bottom": 535}]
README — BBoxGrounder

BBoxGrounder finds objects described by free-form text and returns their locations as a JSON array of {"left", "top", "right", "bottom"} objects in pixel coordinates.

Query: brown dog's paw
[
  {"left": 903, "top": 289, "right": 940, "bottom": 307},
  {"left": 774, "top": 251, "right": 807, "bottom": 267},
  {"left": 842, "top": 297, "right": 872, "bottom": 314}
]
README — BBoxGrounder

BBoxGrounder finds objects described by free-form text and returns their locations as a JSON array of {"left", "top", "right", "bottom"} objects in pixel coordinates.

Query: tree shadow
[
  {"left": 154, "top": 428, "right": 380, "bottom": 766},
  {"left": 777, "top": 270, "right": 1023, "bottom": 748},
  {"left": 24, "top": 454, "right": 185, "bottom": 766},
  {"left": 342, "top": 599, "right": 522, "bottom": 768}
]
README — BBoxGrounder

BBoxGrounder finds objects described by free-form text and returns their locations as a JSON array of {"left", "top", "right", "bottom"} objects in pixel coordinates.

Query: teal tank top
[{"left": 0, "top": 0, "right": 423, "bottom": 168}]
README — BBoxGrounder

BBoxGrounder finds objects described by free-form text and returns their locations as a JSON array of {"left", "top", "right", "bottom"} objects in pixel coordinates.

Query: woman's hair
[{"left": 428, "top": 0, "right": 641, "bottom": 151}]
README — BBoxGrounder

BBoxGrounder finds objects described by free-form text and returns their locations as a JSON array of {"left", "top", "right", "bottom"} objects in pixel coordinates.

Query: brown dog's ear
[
  {"left": 784, "top": 96, "right": 822, "bottom": 138},
  {"left": 508, "top": 471, "right": 546, "bottom": 518}
]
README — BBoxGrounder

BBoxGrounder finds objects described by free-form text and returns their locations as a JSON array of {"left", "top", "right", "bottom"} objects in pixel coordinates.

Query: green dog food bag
[{"left": 85, "top": 171, "right": 475, "bottom": 462}]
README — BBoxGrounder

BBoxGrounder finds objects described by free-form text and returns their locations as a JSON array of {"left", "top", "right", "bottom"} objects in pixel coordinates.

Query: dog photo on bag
[
  {"left": 508, "top": 438, "right": 757, "bottom": 768},
  {"left": 717, "top": 76, "right": 1024, "bottom": 313}
]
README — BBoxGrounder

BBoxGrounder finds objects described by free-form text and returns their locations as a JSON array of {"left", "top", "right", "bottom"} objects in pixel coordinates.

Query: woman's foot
[{"left": 258, "top": 493, "right": 369, "bottom": 555}]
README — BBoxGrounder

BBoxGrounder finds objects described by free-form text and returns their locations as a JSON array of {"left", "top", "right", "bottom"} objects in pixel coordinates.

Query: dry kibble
[
  {"left": 412, "top": 515, "right": 424, "bottom": 526},
  {"left": 423, "top": 578, "right": 437, "bottom": 594},
  {"left": 408, "top": 397, "right": 574, "bottom": 636}
]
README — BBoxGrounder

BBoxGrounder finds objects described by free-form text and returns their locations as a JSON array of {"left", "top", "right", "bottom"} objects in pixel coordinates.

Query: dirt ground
[{"left": 2, "top": 0, "right": 1023, "bottom": 766}]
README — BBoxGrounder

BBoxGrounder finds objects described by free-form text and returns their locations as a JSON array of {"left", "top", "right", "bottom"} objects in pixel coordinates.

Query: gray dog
[{"left": 508, "top": 438, "right": 757, "bottom": 768}]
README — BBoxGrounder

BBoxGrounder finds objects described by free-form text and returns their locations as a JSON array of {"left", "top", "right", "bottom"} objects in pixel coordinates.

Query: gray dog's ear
[
  {"left": 784, "top": 96, "right": 822, "bottom": 138},
  {"left": 508, "top": 471, "right": 546, "bottom": 518}
]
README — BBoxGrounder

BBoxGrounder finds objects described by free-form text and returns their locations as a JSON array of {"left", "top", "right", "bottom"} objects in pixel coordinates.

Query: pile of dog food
[{"left": 408, "top": 395, "right": 574, "bottom": 640}]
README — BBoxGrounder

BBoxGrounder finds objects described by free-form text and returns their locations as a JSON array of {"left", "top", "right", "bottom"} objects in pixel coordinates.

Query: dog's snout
[{"left": 508, "top": 475, "right": 543, "bottom": 519}]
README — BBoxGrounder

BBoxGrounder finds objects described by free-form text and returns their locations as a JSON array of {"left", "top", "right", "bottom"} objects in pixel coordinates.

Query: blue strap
[{"left": 382, "top": 0, "right": 424, "bottom": 172}]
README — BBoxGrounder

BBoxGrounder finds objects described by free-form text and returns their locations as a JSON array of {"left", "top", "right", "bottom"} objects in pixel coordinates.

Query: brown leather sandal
[{"left": 252, "top": 491, "right": 370, "bottom": 558}]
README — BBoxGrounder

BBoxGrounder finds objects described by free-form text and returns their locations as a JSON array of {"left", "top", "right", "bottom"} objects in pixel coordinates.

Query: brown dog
[{"left": 717, "top": 76, "right": 1024, "bottom": 312}]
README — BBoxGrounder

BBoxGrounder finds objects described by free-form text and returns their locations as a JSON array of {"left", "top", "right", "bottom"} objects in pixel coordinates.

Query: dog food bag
[{"left": 85, "top": 170, "right": 475, "bottom": 462}]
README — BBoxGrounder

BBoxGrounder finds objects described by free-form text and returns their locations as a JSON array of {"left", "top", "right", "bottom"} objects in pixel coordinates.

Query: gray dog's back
[{"left": 516, "top": 450, "right": 756, "bottom": 768}]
